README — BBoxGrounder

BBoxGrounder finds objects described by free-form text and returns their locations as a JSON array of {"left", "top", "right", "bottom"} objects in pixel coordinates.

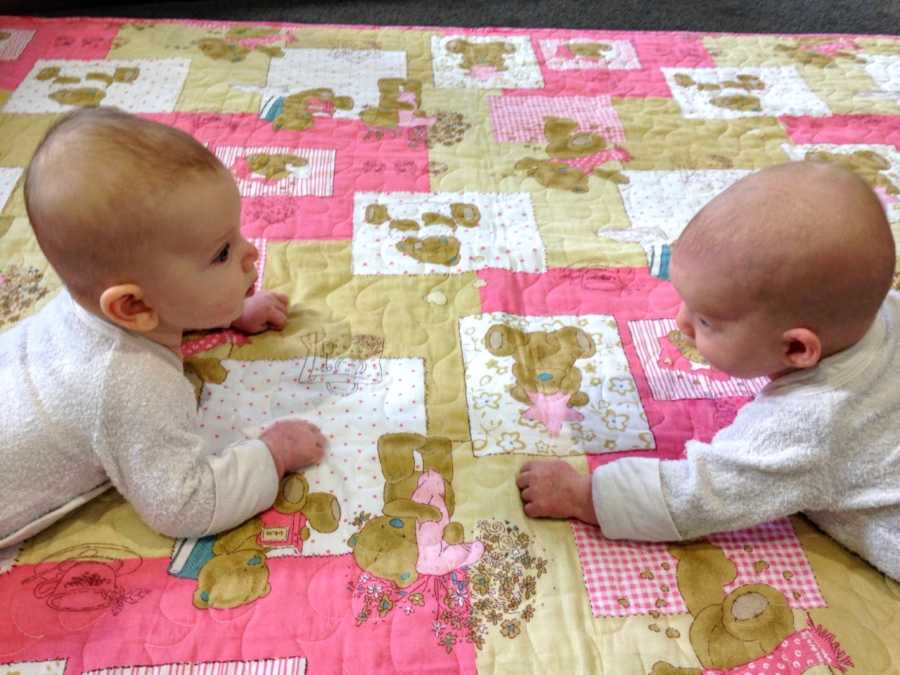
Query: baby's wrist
[{"left": 264, "top": 441, "right": 287, "bottom": 478}]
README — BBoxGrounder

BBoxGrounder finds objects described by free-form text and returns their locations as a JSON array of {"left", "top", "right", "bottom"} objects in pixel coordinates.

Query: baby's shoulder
[{"left": 103, "top": 338, "right": 189, "bottom": 397}]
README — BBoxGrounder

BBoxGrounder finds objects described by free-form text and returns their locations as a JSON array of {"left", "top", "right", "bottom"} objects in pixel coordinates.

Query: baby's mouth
[{"left": 245, "top": 283, "right": 256, "bottom": 298}]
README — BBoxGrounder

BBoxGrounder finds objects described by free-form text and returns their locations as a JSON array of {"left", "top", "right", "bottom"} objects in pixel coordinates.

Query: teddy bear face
[
  {"left": 543, "top": 117, "right": 608, "bottom": 160},
  {"left": 396, "top": 235, "right": 461, "bottom": 266},
  {"left": 485, "top": 325, "right": 596, "bottom": 398},
  {"left": 445, "top": 39, "right": 515, "bottom": 72},
  {"left": 193, "top": 549, "right": 271, "bottom": 610},
  {"left": 274, "top": 473, "right": 309, "bottom": 511},
  {"left": 349, "top": 515, "right": 420, "bottom": 588},
  {"left": 514, "top": 158, "right": 590, "bottom": 193},
  {"left": 721, "top": 584, "right": 793, "bottom": 646},
  {"left": 567, "top": 42, "right": 612, "bottom": 59},
  {"left": 196, "top": 37, "right": 249, "bottom": 62},
  {"left": 275, "top": 88, "right": 354, "bottom": 131},
  {"left": 689, "top": 584, "right": 794, "bottom": 671},
  {"left": 805, "top": 149, "right": 897, "bottom": 195},
  {"left": 246, "top": 153, "right": 308, "bottom": 181},
  {"left": 273, "top": 473, "right": 341, "bottom": 534}
]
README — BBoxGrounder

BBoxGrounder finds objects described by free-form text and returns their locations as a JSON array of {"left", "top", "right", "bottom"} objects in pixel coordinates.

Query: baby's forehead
[{"left": 156, "top": 173, "right": 240, "bottom": 249}]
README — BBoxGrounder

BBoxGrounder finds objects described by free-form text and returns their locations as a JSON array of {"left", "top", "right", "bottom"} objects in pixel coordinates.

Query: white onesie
[
  {"left": 594, "top": 290, "right": 900, "bottom": 581},
  {"left": 0, "top": 289, "right": 279, "bottom": 546}
]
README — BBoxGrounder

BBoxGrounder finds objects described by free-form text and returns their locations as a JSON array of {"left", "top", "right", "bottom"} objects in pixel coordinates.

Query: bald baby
[
  {"left": 24, "top": 107, "right": 226, "bottom": 305},
  {"left": 676, "top": 161, "right": 896, "bottom": 357}
]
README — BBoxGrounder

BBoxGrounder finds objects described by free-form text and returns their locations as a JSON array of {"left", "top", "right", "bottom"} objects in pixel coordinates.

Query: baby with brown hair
[
  {"left": 517, "top": 161, "right": 900, "bottom": 580},
  {"left": 1, "top": 107, "right": 324, "bottom": 545}
]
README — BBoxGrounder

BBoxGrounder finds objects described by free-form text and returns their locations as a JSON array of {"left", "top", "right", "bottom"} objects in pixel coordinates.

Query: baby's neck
[{"left": 141, "top": 326, "right": 185, "bottom": 359}]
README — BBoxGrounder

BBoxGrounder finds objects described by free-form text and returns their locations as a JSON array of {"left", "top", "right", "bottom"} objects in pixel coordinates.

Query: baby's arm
[
  {"left": 593, "top": 408, "right": 831, "bottom": 541},
  {"left": 96, "top": 354, "right": 325, "bottom": 539}
]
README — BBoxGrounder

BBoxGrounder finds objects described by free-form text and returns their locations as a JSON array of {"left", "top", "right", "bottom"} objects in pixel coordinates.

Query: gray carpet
[{"left": 10, "top": 0, "right": 900, "bottom": 35}]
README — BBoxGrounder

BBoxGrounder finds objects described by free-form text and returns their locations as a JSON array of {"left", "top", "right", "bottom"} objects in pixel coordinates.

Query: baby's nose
[
  {"left": 242, "top": 241, "right": 259, "bottom": 271},
  {"left": 675, "top": 304, "right": 694, "bottom": 339}
]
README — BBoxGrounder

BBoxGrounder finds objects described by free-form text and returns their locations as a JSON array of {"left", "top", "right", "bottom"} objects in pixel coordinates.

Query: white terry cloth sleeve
[
  {"left": 204, "top": 439, "right": 280, "bottom": 535},
  {"left": 592, "top": 457, "right": 682, "bottom": 541},
  {"left": 95, "top": 343, "right": 280, "bottom": 539}
]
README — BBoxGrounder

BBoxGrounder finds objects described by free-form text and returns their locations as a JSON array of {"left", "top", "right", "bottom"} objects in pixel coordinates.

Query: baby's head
[
  {"left": 671, "top": 161, "right": 896, "bottom": 379},
  {"left": 24, "top": 107, "right": 258, "bottom": 338}
]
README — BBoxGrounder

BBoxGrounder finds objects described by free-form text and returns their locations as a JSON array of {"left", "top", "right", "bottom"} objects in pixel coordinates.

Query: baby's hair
[
  {"left": 676, "top": 161, "right": 896, "bottom": 350},
  {"left": 24, "top": 107, "right": 227, "bottom": 301}
]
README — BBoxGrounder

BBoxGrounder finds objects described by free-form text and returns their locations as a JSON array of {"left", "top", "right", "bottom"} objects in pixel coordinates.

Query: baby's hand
[
  {"left": 232, "top": 290, "right": 290, "bottom": 334},
  {"left": 260, "top": 419, "right": 326, "bottom": 478}
]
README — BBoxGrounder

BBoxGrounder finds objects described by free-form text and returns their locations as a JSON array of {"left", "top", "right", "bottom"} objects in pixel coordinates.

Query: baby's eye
[
  {"left": 697, "top": 317, "right": 711, "bottom": 328},
  {"left": 213, "top": 243, "right": 230, "bottom": 264}
]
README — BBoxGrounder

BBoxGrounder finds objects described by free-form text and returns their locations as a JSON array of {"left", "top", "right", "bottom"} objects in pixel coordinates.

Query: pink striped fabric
[
  {"left": 251, "top": 236, "right": 268, "bottom": 293},
  {"left": 629, "top": 318, "right": 767, "bottom": 400},
  {"left": 0, "top": 29, "right": 34, "bottom": 60},
  {"left": 489, "top": 95, "right": 626, "bottom": 144},
  {"left": 84, "top": 657, "right": 307, "bottom": 675},
  {"left": 214, "top": 145, "right": 336, "bottom": 198}
]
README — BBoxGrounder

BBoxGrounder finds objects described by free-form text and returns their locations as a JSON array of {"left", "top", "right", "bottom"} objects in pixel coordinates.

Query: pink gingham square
[
  {"left": 572, "top": 517, "right": 825, "bottom": 618},
  {"left": 489, "top": 95, "right": 626, "bottom": 144},
  {"left": 572, "top": 520, "right": 685, "bottom": 617},
  {"left": 711, "top": 519, "right": 826, "bottom": 608}
]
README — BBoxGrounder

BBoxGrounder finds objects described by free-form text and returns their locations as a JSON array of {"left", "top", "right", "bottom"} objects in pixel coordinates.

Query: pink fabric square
[
  {"left": 572, "top": 518, "right": 825, "bottom": 619},
  {"left": 781, "top": 114, "right": 900, "bottom": 149},
  {"left": 2, "top": 555, "right": 478, "bottom": 674},
  {"left": 533, "top": 30, "right": 715, "bottom": 98},
  {"left": 0, "top": 17, "right": 119, "bottom": 90},
  {"left": 571, "top": 519, "right": 685, "bottom": 617},
  {"left": 149, "top": 113, "right": 430, "bottom": 241},
  {"left": 630, "top": 318, "right": 768, "bottom": 400},
  {"left": 711, "top": 519, "right": 826, "bottom": 608},
  {"left": 489, "top": 94, "right": 625, "bottom": 144}
]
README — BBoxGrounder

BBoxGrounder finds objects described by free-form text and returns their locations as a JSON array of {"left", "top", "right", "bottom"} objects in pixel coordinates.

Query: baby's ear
[
  {"left": 99, "top": 284, "right": 159, "bottom": 333},
  {"left": 781, "top": 327, "right": 822, "bottom": 369}
]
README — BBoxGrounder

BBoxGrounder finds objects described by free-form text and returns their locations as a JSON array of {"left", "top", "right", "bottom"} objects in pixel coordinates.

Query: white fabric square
[
  {"left": 460, "top": 312, "right": 653, "bottom": 457},
  {"left": 352, "top": 192, "right": 546, "bottom": 275},
  {"left": 781, "top": 142, "right": 900, "bottom": 223},
  {"left": 256, "top": 48, "right": 406, "bottom": 117},
  {"left": 0, "top": 167, "right": 23, "bottom": 212},
  {"left": 662, "top": 66, "right": 830, "bottom": 119},
  {"left": 864, "top": 54, "right": 900, "bottom": 106},
  {"left": 4, "top": 59, "right": 189, "bottom": 113},
  {"left": 432, "top": 35, "right": 543, "bottom": 89},
  {"left": 539, "top": 38, "right": 641, "bottom": 71},
  {"left": 601, "top": 169, "right": 751, "bottom": 247},
  {"left": 197, "top": 354, "right": 427, "bottom": 556},
  {"left": 0, "top": 28, "right": 35, "bottom": 60},
  {"left": 0, "top": 661, "right": 67, "bottom": 675}
]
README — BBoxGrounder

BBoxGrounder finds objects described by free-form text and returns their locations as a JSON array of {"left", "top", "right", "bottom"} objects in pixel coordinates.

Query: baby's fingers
[
  {"left": 273, "top": 292, "right": 290, "bottom": 311},
  {"left": 267, "top": 306, "right": 288, "bottom": 330}
]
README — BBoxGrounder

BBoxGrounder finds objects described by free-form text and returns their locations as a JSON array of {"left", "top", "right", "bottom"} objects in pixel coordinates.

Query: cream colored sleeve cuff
[
  {"left": 204, "top": 439, "right": 280, "bottom": 536},
  {"left": 592, "top": 457, "right": 682, "bottom": 542}
]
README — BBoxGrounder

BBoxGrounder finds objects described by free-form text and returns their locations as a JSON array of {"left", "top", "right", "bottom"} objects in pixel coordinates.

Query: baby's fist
[
  {"left": 261, "top": 419, "right": 326, "bottom": 477},
  {"left": 233, "top": 291, "right": 290, "bottom": 334}
]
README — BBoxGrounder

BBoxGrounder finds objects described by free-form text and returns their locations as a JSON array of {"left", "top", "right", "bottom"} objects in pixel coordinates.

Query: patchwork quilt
[{"left": 2, "top": 14, "right": 900, "bottom": 675}]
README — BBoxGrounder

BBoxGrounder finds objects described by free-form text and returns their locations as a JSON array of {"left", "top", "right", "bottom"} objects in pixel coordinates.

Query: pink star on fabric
[{"left": 523, "top": 391, "right": 584, "bottom": 436}]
